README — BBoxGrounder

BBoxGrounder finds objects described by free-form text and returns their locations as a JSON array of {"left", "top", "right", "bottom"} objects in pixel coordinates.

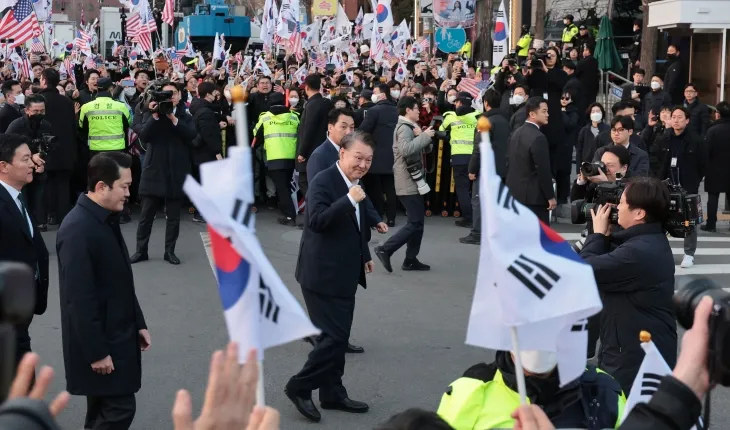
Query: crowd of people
[{"left": 0, "top": 21, "right": 726, "bottom": 429}]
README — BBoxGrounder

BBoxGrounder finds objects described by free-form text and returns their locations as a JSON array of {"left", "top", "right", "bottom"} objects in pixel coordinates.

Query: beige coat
[{"left": 392, "top": 117, "right": 433, "bottom": 196}]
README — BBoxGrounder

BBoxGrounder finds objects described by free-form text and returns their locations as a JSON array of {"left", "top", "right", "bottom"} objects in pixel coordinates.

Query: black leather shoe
[
  {"left": 164, "top": 252, "right": 181, "bottom": 265},
  {"left": 320, "top": 397, "right": 369, "bottom": 413},
  {"left": 284, "top": 388, "right": 321, "bottom": 422},
  {"left": 130, "top": 252, "right": 149, "bottom": 264},
  {"left": 402, "top": 259, "right": 431, "bottom": 271},
  {"left": 459, "top": 234, "right": 480, "bottom": 245},
  {"left": 455, "top": 218, "right": 472, "bottom": 228},
  {"left": 387, "top": 220, "right": 395, "bottom": 227},
  {"left": 346, "top": 343, "right": 364, "bottom": 353},
  {"left": 374, "top": 246, "right": 392, "bottom": 273},
  {"left": 701, "top": 225, "right": 717, "bottom": 232},
  {"left": 302, "top": 335, "right": 317, "bottom": 346},
  {"left": 278, "top": 216, "right": 297, "bottom": 226}
]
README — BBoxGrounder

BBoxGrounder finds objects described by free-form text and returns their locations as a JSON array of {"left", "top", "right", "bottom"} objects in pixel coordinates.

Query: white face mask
[
  {"left": 289, "top": 98, "right": 299, "bottom": 107},
  {"left": 447, "top": 95, "right": 457, "bottom": 104},
  {"left": 650, "top": 81, "right": 661, "bottom": 90},
  {"left": 14, "top": 93, "right": 25, "bottom": 106},
  {"left": 371, "top": 93, "right": 380, "bottom": 103},
  {"left": 511, "top": 94, "right": 525, "bottom": 105},
  {"left": 517, "top": 350, "right": 557, "bottom": 374},
  {"left": 390, "top": 90, "right": 400, "bottom": 99},
  {"left": 590, "top": 112, "right": 603, "bottom": 122}
]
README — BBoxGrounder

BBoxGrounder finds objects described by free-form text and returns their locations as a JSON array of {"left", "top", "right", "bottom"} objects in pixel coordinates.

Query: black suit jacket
[
  {"left": 0, "top": 183, "right": 49, "bottom": 315},
  {"left": 0, "top": 103, "right": 22, "bottom": 133},
  {"left": 506, "top": 123, "right": 555, "bottom": 206},
  {"left": 295, "top": 164, "right": 372, "bottom": 298},
  {"left": 307, "top": 139, "right": 381, "bottom": 227},
  {"left": 296, "top": 94, "right": 333, "bottom": 173}
]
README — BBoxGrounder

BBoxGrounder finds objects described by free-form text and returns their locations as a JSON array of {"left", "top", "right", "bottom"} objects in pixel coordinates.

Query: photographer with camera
[
  {"left": 129, "top": 81, "right": 197, "bottom": 266},
  {"left": 640, "top": 105, "right": 673, "bottom": 177},
  {"left": 654, "top": 106, "right": 708, "bottom": 268},
  {"left": 6, "top": 94, "right": 53, "bottom": 232},
  {"left": 593, "top": 115, "right": 650, "bottom": 178},
  {"left": 571, "top": 144, "right": 630, "bottom": 204},
  {"left": 374, "top": 96, "right": 435, "bottom": 273},
  {"left": 579, "top": 177, "right": 677, "bottom": 394}
]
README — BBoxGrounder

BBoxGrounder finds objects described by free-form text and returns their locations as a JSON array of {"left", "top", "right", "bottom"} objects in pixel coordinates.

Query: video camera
[
  {"left": 570, "top": 179, "right": 702, "bottom": 238},
  {"left": 30, "top": 134, "right": 57, "bottom": 160},
  {"left": 530, "top": 48, "right": 549, "bottom": 69},
  {"left": 148, "top": 90, "right": 175, "bottom": 116},
  {"left": 675, "top": 277, "right": 730, "bottom": 386}
]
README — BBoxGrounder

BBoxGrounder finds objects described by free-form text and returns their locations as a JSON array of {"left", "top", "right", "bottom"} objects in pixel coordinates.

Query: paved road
[{"left": 30, "top": 207, "right": 730, "bottom": 430}]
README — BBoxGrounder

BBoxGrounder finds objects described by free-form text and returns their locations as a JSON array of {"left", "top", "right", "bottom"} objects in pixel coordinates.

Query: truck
[
  {"left": 48, "top": 15, "right": 76, "bottom": 53},
  {"left": 99, "top": 7, "right": 124, "bottom": 58}
]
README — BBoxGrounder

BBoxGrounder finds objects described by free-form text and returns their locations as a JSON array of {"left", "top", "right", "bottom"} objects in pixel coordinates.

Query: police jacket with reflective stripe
[
  {"left": 439, "top": 106, "right": 478, "bottom": 165},
  {"left": 253, "top": 106, "right": 299, "bottom": 170},
  {"left": 79, "top": 96, "right": 130, "bottom": 151}
]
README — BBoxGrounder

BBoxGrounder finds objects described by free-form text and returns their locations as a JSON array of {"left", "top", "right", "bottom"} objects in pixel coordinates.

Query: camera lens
[
  {"left": 674, "top": 276, "right": 730, "bottom": 329},
  {"left": 570, "top": 200, "right": 587, "bottom": 224}
]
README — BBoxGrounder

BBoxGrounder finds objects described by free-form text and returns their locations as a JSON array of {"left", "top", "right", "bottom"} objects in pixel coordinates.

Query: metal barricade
[{"left": 599, "top": 71, "right": 632, "bottom": 122}]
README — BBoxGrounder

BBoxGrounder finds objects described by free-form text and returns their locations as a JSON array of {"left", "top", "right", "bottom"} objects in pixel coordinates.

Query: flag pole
[
  {"left": 256, "top": 362, "right": 265, "bottom": 406},
  {"left": 510, "top": 327, "right": 528, "bottom": 405}
]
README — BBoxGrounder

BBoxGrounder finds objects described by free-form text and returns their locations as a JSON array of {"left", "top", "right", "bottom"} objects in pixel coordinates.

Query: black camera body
[
  {"left": 675, "top": 277, "right": 730, "bottom": 386},
  {"left": 571, "top": 181, "right": 625, "bottom": 225},
  {"left": 530, "top": 48, "right": 549, "bottom": 68},
  {"left": 665, "top": 181, "right": 703, "bottom": 238},
  {"left": 149, "top": 90, "right": 174, "bottom": 116},
  {"left": 580, "top": 161, "right": 606, "bottom": 178},
  {"left": 30, "top": 134, "right": 57, "bottom": 160}
]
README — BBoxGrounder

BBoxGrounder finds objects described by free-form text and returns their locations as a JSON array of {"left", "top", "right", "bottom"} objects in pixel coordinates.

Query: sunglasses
[{"left": 561, "top": 96, "right": 571, "bottom": 101}]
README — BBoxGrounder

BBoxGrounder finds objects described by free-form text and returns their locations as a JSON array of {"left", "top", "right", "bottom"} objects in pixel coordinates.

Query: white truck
[{"left": 99, "top": 7, "right": 124, "bottom": 58}]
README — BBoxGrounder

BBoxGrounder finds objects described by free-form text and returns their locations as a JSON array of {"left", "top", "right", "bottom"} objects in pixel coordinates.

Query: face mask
[
  {"left": 447, "top": 95, "right": 456, "bottom": 104},
  {"left": 371, "top": 93, "right": 380, "bottom": 103},
  {"left": 29, "top": 113, "right": 44, "bottom": 123},
  {"left": 666, "top": 53, "right": 677, "bottom": 61},
  {"left": 390, "top": 90, "right": 400, "bottom": 99},
  {"left": 518, "top": 350, "right": 557, "bottom": 374},
  {"left": 289, "top": 98, "right": 299, "bottom": 107},
  {"left": 511, "top": 94, "right": 525, "bottom": 105},
  {"left": 590, "top": 112, "right": 603, "bottom": 122},
  {"left": 650, "top": 81, "right": 661, "bottom": 90},
  {"left": 14, "top": 94, "right": 25, "bottom": 106}
]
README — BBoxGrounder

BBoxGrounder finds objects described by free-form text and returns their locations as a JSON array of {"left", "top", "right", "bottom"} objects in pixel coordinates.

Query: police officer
[
  {"left": 562, "top": 15, "right": 579, "bottom": 52},
  {"left": 515, "top": 25, "right": 533, "bottom": 65},
  {"left": 437, "top": 350, "right": 626, "bottom": 429},
  {"left": 438, "top": 92, "right": 479, "bottom": 228},
  {"left": 253, "top": 92, "right": 300, "bottom": 226},
  {"left": 78, "top": 77, "right": 132, "bottom": 221}
]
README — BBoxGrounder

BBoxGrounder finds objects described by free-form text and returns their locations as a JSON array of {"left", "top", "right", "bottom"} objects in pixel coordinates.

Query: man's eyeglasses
[{"left": 611, "top": 128, "right": 627, "bottom": 133}]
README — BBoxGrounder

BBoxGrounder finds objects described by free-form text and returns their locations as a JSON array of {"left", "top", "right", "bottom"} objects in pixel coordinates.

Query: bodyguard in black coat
[
  {"left": 296, "top": 75, "right": 334, "bottom": 192},
  {"left": 190, "top": 84, "right": 224, "bottom": 166},
  {"left": 57, "top": 152, "right": 149, "bottom": 430},
  {"left": 287, "top": 132, "right": 375, "bottom": 422},
  {"left": 0, "top": 135, "right": 49, "bottom": 367},
  {"left": 131, "top": 91, "right": 198, "bottom": 265},
  {"left": 39, "top": 69, "right": 78, "bottom": 224},
  {"left": 0, "top": 101, "right": 22, "bottom": 133},
  {"left": 576, "top": 50, "right": 600, "bottom": 104},
  {"left": 581, "top": 209, "right": 677, "bottom": 394}
]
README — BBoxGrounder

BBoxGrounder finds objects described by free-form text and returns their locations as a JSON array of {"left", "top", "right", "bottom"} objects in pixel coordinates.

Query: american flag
[
  {"left": 290, "top": 22, "right": 302, "bottom": 63},
  {"left": 127, "top": 10, "right": 156, "bottom": 53},
  {"left": 170, "top": 49, "right": 183, "bottom": 70},
  {"left": 62, "top": 57, "right": 75, "bottom": 84},
  {"left": 74, "top": 29, "right": 92, "bottom": 51},
  {"left": 418, "top": 38, "right": 429, "bottom": 52},
  {"left": 0, "top": 0, "right": 42, "bottom": 48},
  {"left": 162, "top": 0, "right": 175, "bottom": 26},
  {"left": 457, "top": 78, "right": 491, "bottom": 98},
  {"left": 30, "top": 37, "right": 45, "bottom": 53},
  {"left": 18, "top": 50, "right": 32, "bottom": 80}
]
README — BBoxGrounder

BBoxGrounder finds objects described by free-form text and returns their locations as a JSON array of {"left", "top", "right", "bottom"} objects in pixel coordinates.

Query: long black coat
[
  {"left": 296, "top": 94, "right": 333, "bottom": 173},
  {"left": 295, "top": 164, "right": 371, "bottom": 298},
  {"left": 527, "top": 67, "right": 568, "bottom": 153},
  {"left": 37, "top": 88, "right": 78, "bottom": 172},
  {"left": 506, "top": 123, "right": 555, "bottom": 206},
  {"left": 470, "top": 109, "right": 509, "bottom": 180},
  {"left": 580, "top": 223, "right": 677, "bottom": 393},
  {"left": 190, "top": 97, "right": 223, "bottom": 165},
  {"left": 663, "top": 58, "right": 685, "bottom": 105},
  {"left": 56, "top": 195, "right": 147, "bottom": 396},
  {"left": 655, "top": 128, "right": 708, "bottom": 194},
  {"left": 704, "top": 119, "right": 730, "bottom": 193},
  {"left": 576, "top": 55, "right": 599, "bottom": 103},
  {"left": 358, "top": 99, "right": 398, "bottom": 174},
  {"left": 0, "top": 103, "right": 22, "bottom": 133},
  {"left": 138, "top": 105, "right": 197, "bottom": 199}
]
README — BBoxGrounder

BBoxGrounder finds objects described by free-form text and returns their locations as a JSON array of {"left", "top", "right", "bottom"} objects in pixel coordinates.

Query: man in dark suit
[
  {"left": 56, "top": 152, "right": 150, "bottom": 430},
  {"left": 0, "top": 80, "right": 24, "bottom": 133},
  {"left": 296, "top": 74, "right": 333, "bottom": 195},
  {"left": 576, "top": 44, "right": 600, "bottom": 105},
  {"left": 506, "top": 97, "right": 556, "bottom": 224},
  {"left": 286, "top": 130, "right": 376, "bottom": 422},
  {"left": 0, "top": 133, "right": 49, "bottom": 367}
]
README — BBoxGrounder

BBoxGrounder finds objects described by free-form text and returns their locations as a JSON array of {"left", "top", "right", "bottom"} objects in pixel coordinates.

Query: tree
[
  {"left": 638, "top": 0, "right": 658, "bottom": 80},
  {"left": 534, "top": 0, "right": 546, "bottom": 43},
  {"left": 475, "top": 0, "right": 493, "bottom": 63}
]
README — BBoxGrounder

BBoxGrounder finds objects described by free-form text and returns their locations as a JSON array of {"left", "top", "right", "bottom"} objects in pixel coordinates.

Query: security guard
[
  {"left": 79, "top": 77, "right": 130, "bottom": 155},
  {"left": 78, "top": 77, "right": 131, "bottom": 221},
  {"left": 515, "top": 25, "right": 533, "bottom": 64},
  {"left": 562, "top": 14, "right": 579, "bottom": 49},
  {"left": 437, "top": 351, "right": 626, "bottom": 429},
  {"left": 252, "top": 92, "right": 299, "bottom": 226},
  {"left": 437, "top": 91, "right": 479, "bottom": 228},
  {"left": 460, "top": 40, "right": 472, "bottom": 60}
]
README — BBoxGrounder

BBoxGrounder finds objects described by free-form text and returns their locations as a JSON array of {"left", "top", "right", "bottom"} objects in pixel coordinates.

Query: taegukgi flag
[
  {"left": 465, "top": 120, "right": 603, "bottom": 386},
  {"left": 183, "top": 146, "right": 319, "bottom": 361}
]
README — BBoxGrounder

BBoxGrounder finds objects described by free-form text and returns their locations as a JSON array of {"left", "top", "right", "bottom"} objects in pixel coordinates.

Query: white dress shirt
[
  {"left": 0, "top": 179, "right": 33, "bottom": 237},
  {"left": 335, "top": 161, "right": 360, "bottom": 230}
]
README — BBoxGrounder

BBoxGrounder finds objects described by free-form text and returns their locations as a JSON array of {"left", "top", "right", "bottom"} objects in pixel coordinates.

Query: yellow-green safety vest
[
  {"left": 440, "top": 111, "right": 480, "bottom": 156},
  {"left": 437, "top": 368, "right": 626, "bottom": 430},
  {"left": 79, "top": 96, "right": 130, "bottom": 151},
  {"left": 516, "top": 34, "right": 532, "bottom": 56},
  {"left": 252, "top": 111, "right": 300, "bottom": 161},
  {"left": 562, "top": 23, "right": 579, "bottom": 43}
]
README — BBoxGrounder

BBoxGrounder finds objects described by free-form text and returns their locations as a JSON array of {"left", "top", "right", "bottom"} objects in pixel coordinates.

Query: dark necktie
[{"left": 17, "top": 193, "right": 32, "bottom": 237}]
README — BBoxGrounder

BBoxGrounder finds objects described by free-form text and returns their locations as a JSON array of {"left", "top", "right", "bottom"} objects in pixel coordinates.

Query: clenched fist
[{"left": 348, "top": 185, "right": 366, "bottom": 203}]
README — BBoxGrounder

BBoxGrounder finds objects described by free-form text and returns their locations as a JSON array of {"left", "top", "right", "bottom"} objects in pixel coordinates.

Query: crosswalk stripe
[
  {"left": 672, "top": 248, "right": 730, "bottom": 256},
  {"left": 677, "top": 265, "right": 730, "bottom": 275},
  {"left": 559, "top": 233, "right": 730, "bottom": 243}
]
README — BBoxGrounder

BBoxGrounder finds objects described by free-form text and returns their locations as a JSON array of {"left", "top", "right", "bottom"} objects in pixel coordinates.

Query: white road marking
[{"left": 559, "top": 232, "right": 730, "bottom": 242}]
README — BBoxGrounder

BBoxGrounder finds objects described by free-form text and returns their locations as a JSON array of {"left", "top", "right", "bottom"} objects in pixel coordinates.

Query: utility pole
[
  {"left": 475, "top": 0, "right": 493, "bottom": 64},
  {"left": 534, "top": 0, "right": 546, "bottom": 44},
  {"left": 638, "top": 0, "right": 658, "bottom": 80}
]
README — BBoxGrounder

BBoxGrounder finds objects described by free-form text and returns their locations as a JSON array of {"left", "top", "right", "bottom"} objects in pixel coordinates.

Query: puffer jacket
[{"left": 392, "top": 117, "right": 433, "bottom": 196}]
